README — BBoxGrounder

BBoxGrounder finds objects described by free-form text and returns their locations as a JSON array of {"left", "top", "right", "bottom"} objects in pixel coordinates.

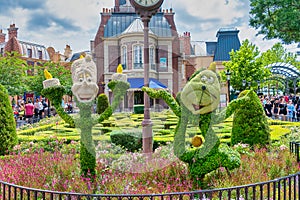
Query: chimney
[
  {"left": 115, "top": 0, "right": 120, "bottom": 12},
  {"left": 7, "top": 24, "right": 18, "bottom": 40},
  {"left": 0, "top": 29, "right": 6, "bottom": 43},
  {"left": 182, "top": 32, "right": 191, "bottom": 55}
]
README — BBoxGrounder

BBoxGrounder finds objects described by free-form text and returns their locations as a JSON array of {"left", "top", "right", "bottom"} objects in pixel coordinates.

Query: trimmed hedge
[
  {"left": 0, "top": 84, "right": 18, "bottom": 155},
  {"left": 133, "top": 105, "right": 144, "bottom": 114},
  {"left": 110, "top": 130, "right": 142, "bottom": 152},
  {"left": 97, "top": 94, "right": 109, "bottom": 115},
  {"left": 231, "top": 90, "right": 270, "bottom": 147}
]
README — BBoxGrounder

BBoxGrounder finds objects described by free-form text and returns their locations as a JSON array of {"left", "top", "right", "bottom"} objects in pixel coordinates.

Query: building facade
[{"left": 92, "top": 0, "right": 181, "bottom": 110}]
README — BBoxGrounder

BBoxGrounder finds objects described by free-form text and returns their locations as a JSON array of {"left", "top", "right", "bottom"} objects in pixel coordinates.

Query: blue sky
[{"left": 0, "top": 0, "right": 297, "bottom": 54}]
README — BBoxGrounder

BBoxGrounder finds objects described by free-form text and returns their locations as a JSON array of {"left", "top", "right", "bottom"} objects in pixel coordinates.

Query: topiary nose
[{"left": 202, "top": 85, "right": 206, "bottom": 91}]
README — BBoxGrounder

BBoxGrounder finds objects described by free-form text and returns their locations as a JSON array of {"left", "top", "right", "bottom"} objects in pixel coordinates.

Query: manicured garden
[{"left": 0, "top": 111, "right": 299, "bottom": 194}]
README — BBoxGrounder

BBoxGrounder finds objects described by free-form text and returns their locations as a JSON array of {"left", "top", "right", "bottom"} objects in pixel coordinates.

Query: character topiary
[
  {"left": 97, "top": 93, "right": 109, "bottom": 115},
  {"left": 142, "top": 62, "right": 250, "bottom": 185},
  {"left": 41, "top": 55, "right": 129, "bottom": 176},
  {"left": 0, "top": 84, "right": 18, "bottom": 155},
  {"left": 231, "top": 90, "right": 270, "bottom": 147}
]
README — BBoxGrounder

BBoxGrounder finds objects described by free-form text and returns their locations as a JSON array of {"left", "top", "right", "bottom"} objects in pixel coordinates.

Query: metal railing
[
  {"left": 1, "top": 172, "right": 299, "bottom": 199},
  {"left": 290, "top": 141, "right": 300, "bottom": 162}
]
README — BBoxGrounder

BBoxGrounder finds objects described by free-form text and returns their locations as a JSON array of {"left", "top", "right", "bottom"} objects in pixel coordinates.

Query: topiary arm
[
  {"left": 142, "top": 87, "right": 181, "bottom": 117},
  {"left": 96, "top": 80, "right": 130, "bottom": 124},
  {"left": 214, "top": 94, "right": 250, "bottom": 124},
  {"left": 41, "top": 85, "right": 75, "bottom": 127}
]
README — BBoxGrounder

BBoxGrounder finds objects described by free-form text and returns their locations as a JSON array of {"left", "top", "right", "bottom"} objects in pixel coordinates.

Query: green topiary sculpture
[
  {"left": 97, "top": 93, "right": 109, "bottom": 115},
  {"left": 231, "top": 90, "right": 270, "bottom": 147},
  {"left": 0, "top": 84, "right": 18, "bottom": 155},
  {"left": 41, "top": 55, "right": 129, "bottom": 176},
  {"left": 142, "top": 62, "right": 251, "bottom": 185}
]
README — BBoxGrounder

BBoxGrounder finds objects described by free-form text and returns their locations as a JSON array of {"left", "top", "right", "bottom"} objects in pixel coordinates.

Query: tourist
[
  {"left": 272, "top": 98, "right": 280, "bottom": 120},
  {"left": 264, "top": 97, "right": 273, "bottom": 118},
  {"left": 287, "top": 100, "right": 295, "bottom": 122},
  {"left": 278, "top": 97, "right": 287, "bottom": 121},
  {"left": 24, "top": 100, "right": 34, "bottom": 124}
]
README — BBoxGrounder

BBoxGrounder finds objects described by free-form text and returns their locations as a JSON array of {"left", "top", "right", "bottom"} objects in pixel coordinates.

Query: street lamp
[
  {"left": 225, "top": 70, "right": 231, "bottom": 102},
  {"left": 257, "top": 80, "right": 260, "bottom": 93},
  {"left": 248, "top": 81, "right": 251, "bottom": 89},
  {"left": 130, "top": 0, "right": 164, "bottom": 154},
  {"left": 242, "top": 80, "right": 246, "bottom": 90}
]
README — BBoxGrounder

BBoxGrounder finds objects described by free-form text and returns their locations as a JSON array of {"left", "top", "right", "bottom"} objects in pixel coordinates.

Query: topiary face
[{"left": 181, "top": 68, "right": 220, "bottom": 114}]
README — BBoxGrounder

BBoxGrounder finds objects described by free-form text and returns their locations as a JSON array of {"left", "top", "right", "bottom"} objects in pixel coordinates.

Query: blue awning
[{"left": 128, "top": 78, "right": 167, "bottom": 89}]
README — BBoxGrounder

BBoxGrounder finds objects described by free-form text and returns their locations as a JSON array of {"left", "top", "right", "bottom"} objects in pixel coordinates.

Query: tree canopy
[
  {"left": 249, "top": 0, "right": 300, "bottom": 44},
  {"left": 0, "top": 52, "right": 28, "bottom": 96},
  {"left": 26, "top": 61, "right": 72, "bottom": 96},
  {"left": 223, "top": 39, "right": 271, "bottom": 91}
]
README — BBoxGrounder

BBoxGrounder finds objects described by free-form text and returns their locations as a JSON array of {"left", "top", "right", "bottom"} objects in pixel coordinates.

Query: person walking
[
  {"left": 25, "top": 100, "right": 34, "bottom": 124},
  {"left": 287, "top": 100, "right": 295, "bottom": 122}
]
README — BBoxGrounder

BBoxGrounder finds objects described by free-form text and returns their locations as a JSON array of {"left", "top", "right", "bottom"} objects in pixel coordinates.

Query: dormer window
[
  {"left": 27, "top": 49, "right": 32, "bottom": 58},
  {"left": 38, "top": 50, "right": 43, "bottom": 59}
]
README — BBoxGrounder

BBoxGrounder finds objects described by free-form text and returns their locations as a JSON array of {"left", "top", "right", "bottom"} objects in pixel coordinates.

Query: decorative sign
[{"left": 160, "top": 57, "right": 167, "bottom": 68}]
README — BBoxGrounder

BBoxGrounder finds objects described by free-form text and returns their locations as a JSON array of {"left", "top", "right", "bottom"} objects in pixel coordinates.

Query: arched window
[
  {"left": 133, "top": 44, "right": 143, "bottom": 69},
  {"left": 121, "top": 46, "right": 127, "bottom": 69}
]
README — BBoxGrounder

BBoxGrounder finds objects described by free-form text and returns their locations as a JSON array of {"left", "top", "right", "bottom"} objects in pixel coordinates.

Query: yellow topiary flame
[
  {"left": 117, "top": 64, "right": 123, "bottom": 74},
  {"left": 44, "top": 69, "right": 53, "bottom": 80}
]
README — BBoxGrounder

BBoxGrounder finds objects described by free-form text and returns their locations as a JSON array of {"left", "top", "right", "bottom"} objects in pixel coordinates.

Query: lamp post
[
  {"left": 242, "top": 80, "right": 246, "bottom": 90},
  {"left": 257, "top": 80, "right": 260, "bottom": 93},
  {"left": 226, "top": 70, "right": 231, "bottom": 103},
  {"left": 248, "top": 81, "right": 251, "bottom": 89},
  {"left": 130, "top": 0, "right": 164, "bottom": 154}
]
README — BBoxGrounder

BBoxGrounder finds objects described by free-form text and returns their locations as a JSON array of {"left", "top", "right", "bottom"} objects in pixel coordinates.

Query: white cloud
[{"left": 0, "top": 0, "right": 298, "bottom": 56}]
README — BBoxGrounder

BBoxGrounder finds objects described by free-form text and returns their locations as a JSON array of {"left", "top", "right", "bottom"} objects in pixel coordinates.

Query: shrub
[
  {"left": 97, "top": 94, "right": 109, "bottom": 114},
  {"left": 133, "top": 105, "right": 144, "bottom": 114},
  {"left": 231, "top": 90, "right": 270, "bottom": 147},
  {"left": 110, "top": 130, "right": 142, "bottom": 152},
  {"left": 0, "top": 84, "right": 18, "bottom": 155}
]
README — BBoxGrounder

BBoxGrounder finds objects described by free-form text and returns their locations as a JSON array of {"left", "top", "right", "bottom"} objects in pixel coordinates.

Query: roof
[
  {"left": 266, "top": 62, "right": 300, "bottom": 79},
  {"left": 122, "top": 18, "right": 155, "bottom": 35},
  {"left": 18, "top": 40, "right": 50, "bottom": 60},
  {"left": 104, "top": 13, "right": 172, "bottom": 38},
  {"left": 213, "top": 28, "right": 240, "bottom": 61},
  {"left": 128, "top": 78, "right": 167, "bottom": 89}
]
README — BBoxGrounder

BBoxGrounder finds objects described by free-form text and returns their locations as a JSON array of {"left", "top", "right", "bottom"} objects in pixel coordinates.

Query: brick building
[{"left": 92, "top": 0, "right": 181, "bottom": 110}]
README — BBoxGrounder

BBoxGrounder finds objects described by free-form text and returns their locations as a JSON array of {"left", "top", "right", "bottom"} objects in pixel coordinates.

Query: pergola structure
[{"left": 265, "top": 62, "right": 300, "bottom": 94}]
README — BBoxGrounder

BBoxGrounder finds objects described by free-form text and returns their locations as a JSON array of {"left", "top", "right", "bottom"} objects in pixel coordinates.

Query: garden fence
[
  {"left": 290, "top": 141, "right": 300, "bottom": 162},
  {"left": 1, "top": 172, "right": 299, "bottom": 200}
]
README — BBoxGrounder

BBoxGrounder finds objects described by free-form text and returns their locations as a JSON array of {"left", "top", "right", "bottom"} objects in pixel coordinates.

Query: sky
[{"left": 0, "top": 0, "right": 298, "bottom": 55}]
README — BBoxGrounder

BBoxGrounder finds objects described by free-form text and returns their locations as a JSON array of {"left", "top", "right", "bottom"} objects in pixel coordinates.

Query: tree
[
  {"left": 223, "top": 39, "right": 271, "bottom": 91},
  {"left": 0, "top": 52, "right": 28, "bottom": 96},
  {"left": 0, "top": 84, "right": 18, "bottom": 155},
  {"left": 249, "top": 0, "right": 300, "bottom": 44},
  {"left": 26, "top": 61, "right": 72, "bottom": 96}
]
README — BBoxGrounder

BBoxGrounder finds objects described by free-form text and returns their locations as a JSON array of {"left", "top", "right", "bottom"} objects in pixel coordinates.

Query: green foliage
[
  {"left": 110, "top": 130, "right": 142, "bottom": 152},
  {"left": 0, "top": 84, "right": 18, "bottom": 155},
  {"left": 249, "top": 0, "right": 300, "bottom": 44},
  {"left": 41, "top": 85, "right": 75, "bottom": 127},
  {"left": 97, "top": 94, "right": 109, "bottom": 114},
  {"left": 231, "top": 90, "right": 270, "bottom": 147},
  {"left": 133, "top": 104, "right": 144, "bottom": 114},
  {"left": 222, "top": 39, "right": 271, "bottom": 91},
  {"left": 27, "top": 61, "right": 72, "bottom": 96},
  {"left": 0, "top": 51, "right": 28, "bottom": 95}
]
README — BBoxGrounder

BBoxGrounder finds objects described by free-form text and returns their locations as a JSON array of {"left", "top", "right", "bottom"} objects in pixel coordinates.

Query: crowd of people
[
  {"left": 260, "top": 94, "right": 300, "bottom": 121},
  {"left": 13, "top": 96, "right": 49, "bottom": 124}
]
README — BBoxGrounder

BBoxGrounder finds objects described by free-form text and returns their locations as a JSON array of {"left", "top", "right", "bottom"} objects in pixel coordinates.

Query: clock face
[{"left": 134, "top": 0, "right": 160, "bottom": 7}]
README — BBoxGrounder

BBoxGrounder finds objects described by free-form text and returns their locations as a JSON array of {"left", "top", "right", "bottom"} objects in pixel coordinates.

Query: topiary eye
[
  {"left": 201, "top": 75, "right": 207, "bottom": 82},
  {"left": 207, "top": 76, "right": 215, "bottom": 84}
]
